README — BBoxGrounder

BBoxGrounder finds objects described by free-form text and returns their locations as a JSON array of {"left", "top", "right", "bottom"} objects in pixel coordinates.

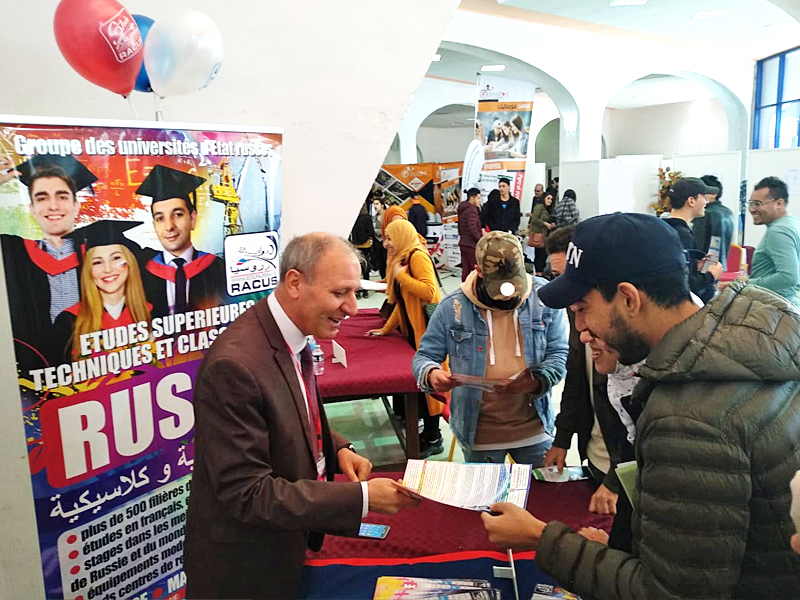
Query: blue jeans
[{"left": 462, "top": 437, "right": 553, "bottom": 467}]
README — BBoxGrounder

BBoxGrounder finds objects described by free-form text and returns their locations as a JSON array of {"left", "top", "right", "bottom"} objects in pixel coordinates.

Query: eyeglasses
[{"left": 748, "top": 198, "right": 778, "bottom": 209}]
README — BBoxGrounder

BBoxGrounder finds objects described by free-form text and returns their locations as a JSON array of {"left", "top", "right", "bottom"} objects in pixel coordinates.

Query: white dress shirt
[
  {"left": 164, "top": 246, "right": 195, "bottom": 314},
  {"left": 267, "top": 293, "right": 368, "bottom": 517}
]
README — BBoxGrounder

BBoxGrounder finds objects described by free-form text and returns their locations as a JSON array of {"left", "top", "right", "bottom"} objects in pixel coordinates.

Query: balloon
[
  {"left": 53, "top": 0, "right": 143, "bottom": 96},
  {"left": 144, "top": 10, "right": 224, "bottom": 98},
  {"left": 132, "top": 14, "right": 155, "bottom": 93}
]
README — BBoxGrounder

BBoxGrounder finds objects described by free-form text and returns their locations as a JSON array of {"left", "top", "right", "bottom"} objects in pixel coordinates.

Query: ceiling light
[
  {"left": 432, "top": 54, "right": 441, "bottom": 62},
  {"left": 691, "top": 9, "right": 731, "bottom": 20},
  {"left": 480, "top": 65, "right": 506, "bottom": 72},
  {"left": 609, "top": 0, "right": 648, "bottom": 6}
]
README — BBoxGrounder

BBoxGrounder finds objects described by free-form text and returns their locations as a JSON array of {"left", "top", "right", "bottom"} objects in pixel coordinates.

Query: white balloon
[{"left": 144, "top": 9, "right": 224, "bottom": 98}]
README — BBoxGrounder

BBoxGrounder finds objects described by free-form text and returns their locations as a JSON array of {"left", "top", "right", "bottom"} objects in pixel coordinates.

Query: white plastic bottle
[{"left": 309, "top": 336, "right": 325, "bottom": 375}]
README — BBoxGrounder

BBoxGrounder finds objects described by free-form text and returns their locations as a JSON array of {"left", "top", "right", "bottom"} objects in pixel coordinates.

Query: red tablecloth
[
  {"left": 316, "top": 309, "right": 419, "bottom": 400},
  {"left": 307, "top": 474, "right": 612, "bottom": 561}
]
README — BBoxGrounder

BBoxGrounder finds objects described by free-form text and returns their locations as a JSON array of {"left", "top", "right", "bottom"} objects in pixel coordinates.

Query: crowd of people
[{"left": 185, "top": 172, "right": 800, "bottom": 599}]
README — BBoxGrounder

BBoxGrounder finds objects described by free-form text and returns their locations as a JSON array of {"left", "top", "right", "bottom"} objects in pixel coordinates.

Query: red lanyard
[{"left": 289, "top": 344, "right": 325, "bottom": 480}]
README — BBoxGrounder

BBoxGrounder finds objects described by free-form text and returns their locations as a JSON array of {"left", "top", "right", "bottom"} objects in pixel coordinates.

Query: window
[{"left": 754, "top": 47, "right": 800, "bottom": 149}]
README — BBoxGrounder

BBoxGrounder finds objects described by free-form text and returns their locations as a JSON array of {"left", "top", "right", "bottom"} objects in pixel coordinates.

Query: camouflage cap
[{"left": 475, "top": 231, "right": 527, "bottom": 300}]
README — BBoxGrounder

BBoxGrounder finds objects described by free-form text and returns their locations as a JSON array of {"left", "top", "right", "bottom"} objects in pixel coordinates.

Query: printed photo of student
[
  {"left": 136, "top": 164, "right": 227, "bottom": 317},
  {"left": 0, "top": 154, "right": 97, "bottom": 371},
  {"left": 53, "top": 220, "right": 151, "bottom": 361}
]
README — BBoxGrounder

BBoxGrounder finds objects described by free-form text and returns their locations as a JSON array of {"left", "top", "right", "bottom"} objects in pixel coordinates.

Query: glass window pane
[
  {"left": 783, "top": 50, "right": 800, "bottom": 103},
  {"left": 761, "top": 57, "right": 779, "bottom": 107},
  {"left": 778, "top": 101, "right": 800, "bottom": 148},
  {"left": 758, "top": 106, "right": 777, "bottom": 149}
]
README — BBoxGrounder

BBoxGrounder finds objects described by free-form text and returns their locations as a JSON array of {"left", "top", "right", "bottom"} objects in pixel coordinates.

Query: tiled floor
[{"left": 326, "top": 269, "right": 580, "bottom": 468}]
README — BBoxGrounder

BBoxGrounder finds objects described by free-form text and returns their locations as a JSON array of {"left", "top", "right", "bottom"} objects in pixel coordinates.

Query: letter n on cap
[{"left": 566, "top": 242, "right": 583, "bottom": 269}]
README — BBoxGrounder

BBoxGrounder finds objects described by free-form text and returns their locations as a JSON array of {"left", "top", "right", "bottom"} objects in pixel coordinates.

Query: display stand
[{"left": 493, "top": 549, "right": 520, "bottom": 600}]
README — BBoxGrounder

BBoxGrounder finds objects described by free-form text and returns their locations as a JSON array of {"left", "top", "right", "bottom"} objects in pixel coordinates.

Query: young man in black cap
[
  {"left": 481, "top": 213, "right": 800, "bottom": 600},
  {"left": 663, "top": 176, "right": 723, "bottom": 303},
  {"left": 0, "top": 154, "right": 97, "bottom": 369},
  {"left": 137, "top": 164, "right": 226, "bottom": 317}
]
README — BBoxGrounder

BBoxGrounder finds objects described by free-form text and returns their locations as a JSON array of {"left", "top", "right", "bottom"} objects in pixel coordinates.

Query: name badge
[{"left": 316, "top": 454, "right": 326, "bottom": 479}]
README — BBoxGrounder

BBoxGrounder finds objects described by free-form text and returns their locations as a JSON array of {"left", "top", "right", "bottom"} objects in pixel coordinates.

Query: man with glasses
[{"left": 746, "top": 176, "right": 800, "bottom": 305}]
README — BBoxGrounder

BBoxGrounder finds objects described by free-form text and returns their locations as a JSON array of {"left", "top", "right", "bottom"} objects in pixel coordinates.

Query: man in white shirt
[{"left": 185, "top": 232, "right": 418, "bottom": 600}]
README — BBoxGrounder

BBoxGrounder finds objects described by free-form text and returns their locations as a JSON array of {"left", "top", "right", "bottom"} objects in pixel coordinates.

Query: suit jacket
[
  {"left": 184, "top": 297, "right": 363, "bottom": 600},
  {"left": 142, "top": 247, "right": 227, "bottom": 318}
]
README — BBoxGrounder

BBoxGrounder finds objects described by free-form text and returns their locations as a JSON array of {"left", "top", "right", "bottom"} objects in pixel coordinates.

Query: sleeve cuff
[{"left": 360, "top": 481, "right": 369, "bottom": 519}]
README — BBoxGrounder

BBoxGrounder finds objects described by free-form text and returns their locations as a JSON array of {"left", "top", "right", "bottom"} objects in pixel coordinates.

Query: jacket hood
[
  {"left": 640, "top": 281, "right": 800, "bottom": 383},
  {"left": 461, "top": 270, "right": 532, "bottom": 310},
  {"left": 457, "top": 200, "right": 475, "bottom": 217}
]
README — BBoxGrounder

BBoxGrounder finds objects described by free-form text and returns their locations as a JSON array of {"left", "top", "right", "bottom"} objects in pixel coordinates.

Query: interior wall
[
  {"left": 603, "top": 98, "right": 729, "bottom": 159},
  {"left": 417, "top": 126, "right": 474, "bottom": 163},
  {"left": 534, "top": 119, "right": 560, "bottom": 174}
]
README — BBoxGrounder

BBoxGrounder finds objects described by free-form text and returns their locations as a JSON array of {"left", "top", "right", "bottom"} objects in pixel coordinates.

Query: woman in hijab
[{"left": 369, "top": 219, "right": 447, "bottom": 457}]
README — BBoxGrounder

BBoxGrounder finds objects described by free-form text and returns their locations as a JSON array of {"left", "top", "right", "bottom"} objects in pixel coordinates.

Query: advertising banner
[
  {"left": 434, "top": 162, "right": 462, "bottom": 219},
  {"left": 0, "top": 116, "right": 282, "bottom": 600},
  {"left": 374, "top": 163, "right": 434, "bottom": 206},
  {"left": 474, "top": 75, "right": 536, "bottom": 203}
]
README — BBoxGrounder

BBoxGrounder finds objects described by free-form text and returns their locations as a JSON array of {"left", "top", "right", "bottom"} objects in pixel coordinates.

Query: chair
[
  {"left": 719, "top": 244, "right": 743, "bottom": 282},
  {"left": 743, "top": 245, "right": 755, "bottom": 274}
]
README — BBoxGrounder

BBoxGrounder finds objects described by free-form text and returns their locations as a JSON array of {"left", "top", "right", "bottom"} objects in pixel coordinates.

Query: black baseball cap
[
  {"left": 538, "top": 213, "right": 686, "bottom": 309},
  {"left": 136, "top": 164, "right": 206, "bottom": 207},
  {"left": 670, "top": 177, "right": 719, "bottom": 205},
  {"left": 15, "top": 154, "right": 98, "bottom": 193}
]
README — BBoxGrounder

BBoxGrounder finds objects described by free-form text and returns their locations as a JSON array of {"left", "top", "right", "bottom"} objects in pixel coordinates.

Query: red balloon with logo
[{"left": 54, "top": 0, "right": 144, "bottom": 96}]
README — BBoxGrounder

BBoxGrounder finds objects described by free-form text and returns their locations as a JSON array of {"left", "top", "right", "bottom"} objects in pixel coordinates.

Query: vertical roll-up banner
[
  {"left": 0, "top": 116, "right": 282, "bottom": 600},
  {"left": 474, "top": 75, "right": 536, "bottom": 204}
]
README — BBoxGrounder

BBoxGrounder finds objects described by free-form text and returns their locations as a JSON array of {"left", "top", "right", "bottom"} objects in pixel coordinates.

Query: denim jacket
[{"left": 412, "top": 278, "right": 568, "bottom": 450}]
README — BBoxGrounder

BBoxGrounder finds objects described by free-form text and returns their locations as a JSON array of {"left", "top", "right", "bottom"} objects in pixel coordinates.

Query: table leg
[{"left": 405, "top": 393, "right": 420, "bottom": 459}]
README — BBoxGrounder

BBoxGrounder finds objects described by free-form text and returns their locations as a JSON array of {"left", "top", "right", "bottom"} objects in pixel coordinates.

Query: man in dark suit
[
  {"left": 137, "top": 164, "right": 227, "bottom": 317},
  {"left": 184, "top": 232, "right": 418, "bottom": 600}
]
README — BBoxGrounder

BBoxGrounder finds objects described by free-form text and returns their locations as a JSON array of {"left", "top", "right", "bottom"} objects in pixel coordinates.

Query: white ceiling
[{"left": 496, "top": 0, "right": 800, "bottom": 61}]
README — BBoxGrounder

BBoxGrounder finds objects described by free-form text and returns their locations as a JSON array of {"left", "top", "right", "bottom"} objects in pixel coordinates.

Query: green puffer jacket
[{"left": 537, "top": 281, "right": 800, "bottom": 599}]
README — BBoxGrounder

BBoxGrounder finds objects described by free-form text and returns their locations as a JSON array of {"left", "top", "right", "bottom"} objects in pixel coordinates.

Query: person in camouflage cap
[
  {"left": 412, "top": 230, "right": 568, "bottom": 465},
  {"left": 475, "top": 231, "right": 529, "bottom": 300}
]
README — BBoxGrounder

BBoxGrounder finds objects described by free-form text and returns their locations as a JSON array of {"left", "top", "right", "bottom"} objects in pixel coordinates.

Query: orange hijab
[
  {"left": 381, "top": 205, "right": 408, "bottom": 239},
  {"left": 385, "top": 219, "right": 429, "bottom": 303}
]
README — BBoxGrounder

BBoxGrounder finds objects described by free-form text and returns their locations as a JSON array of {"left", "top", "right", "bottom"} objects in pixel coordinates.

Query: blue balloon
[{"left": 133, "top": 14, "right": 154, "bottom": 93}]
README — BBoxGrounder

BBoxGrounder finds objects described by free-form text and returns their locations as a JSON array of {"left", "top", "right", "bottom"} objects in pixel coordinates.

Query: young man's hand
[{"left": 481, "top": 502, "right": 546, "bottom": 550}]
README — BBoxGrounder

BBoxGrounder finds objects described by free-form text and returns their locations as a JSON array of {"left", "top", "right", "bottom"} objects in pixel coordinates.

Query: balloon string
[
  {"left": 126, "top": 95, "right": 140, "bottom": 120},
  {"left": 153, "top": 95, "right": 163, "bottom": 121}
]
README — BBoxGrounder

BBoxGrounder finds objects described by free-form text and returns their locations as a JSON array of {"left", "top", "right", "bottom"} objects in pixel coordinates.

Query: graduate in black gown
[
  {"left": 52, "top": 220, "right": 151, "bottom": 363},
  {"left": 0, "top": 154, "right": 97, "bottom": 374},
  {"left": 136, "top": 164, "right": 227, "bottom": 318}
]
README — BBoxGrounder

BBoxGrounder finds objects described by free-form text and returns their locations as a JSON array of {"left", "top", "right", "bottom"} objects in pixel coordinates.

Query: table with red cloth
[
  {"left": 316, "top": 308, "right": 424, "bottom": 458},
  {"left": 301, "top": 474, "right": 613, "bottom": 599}
]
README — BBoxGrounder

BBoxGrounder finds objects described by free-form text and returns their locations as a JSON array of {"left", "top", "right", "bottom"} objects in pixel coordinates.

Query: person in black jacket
[
  {"left": 663, "top": 177, "right": 723, "bottom": 303},
  {"left": 542, "top": 226, "right": 639, "bottom": 552},
  {"left": 407, "top": 194, "right": 428, "bottom": 238},
  {"left": 480, "top": 177, "right": 520, "bottom": 233}
]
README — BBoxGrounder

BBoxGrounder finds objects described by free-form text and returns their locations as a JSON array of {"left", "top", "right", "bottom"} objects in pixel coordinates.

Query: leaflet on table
[
  {"left": 530, "top": 583, "right": 582, "bottom": 599},
  {"left": 374, "top": 576, "right": 499, "bottom": 600},
  {"left": 361, "top": 279, "right": 388, "bottom": 291},
  {"left": 531, "top": 465, "right": 588, "bottom": 483},
  {"left": 398, "top": 459, "right": 532, "bottom": 511},
  {"left": 450, "top": 369, "right": 525, "bottom": 392}
]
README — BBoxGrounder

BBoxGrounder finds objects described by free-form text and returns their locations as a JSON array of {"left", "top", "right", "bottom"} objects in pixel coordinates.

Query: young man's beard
[{"left": 606, "top": 307, "right": 650, "bottom": 365}]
